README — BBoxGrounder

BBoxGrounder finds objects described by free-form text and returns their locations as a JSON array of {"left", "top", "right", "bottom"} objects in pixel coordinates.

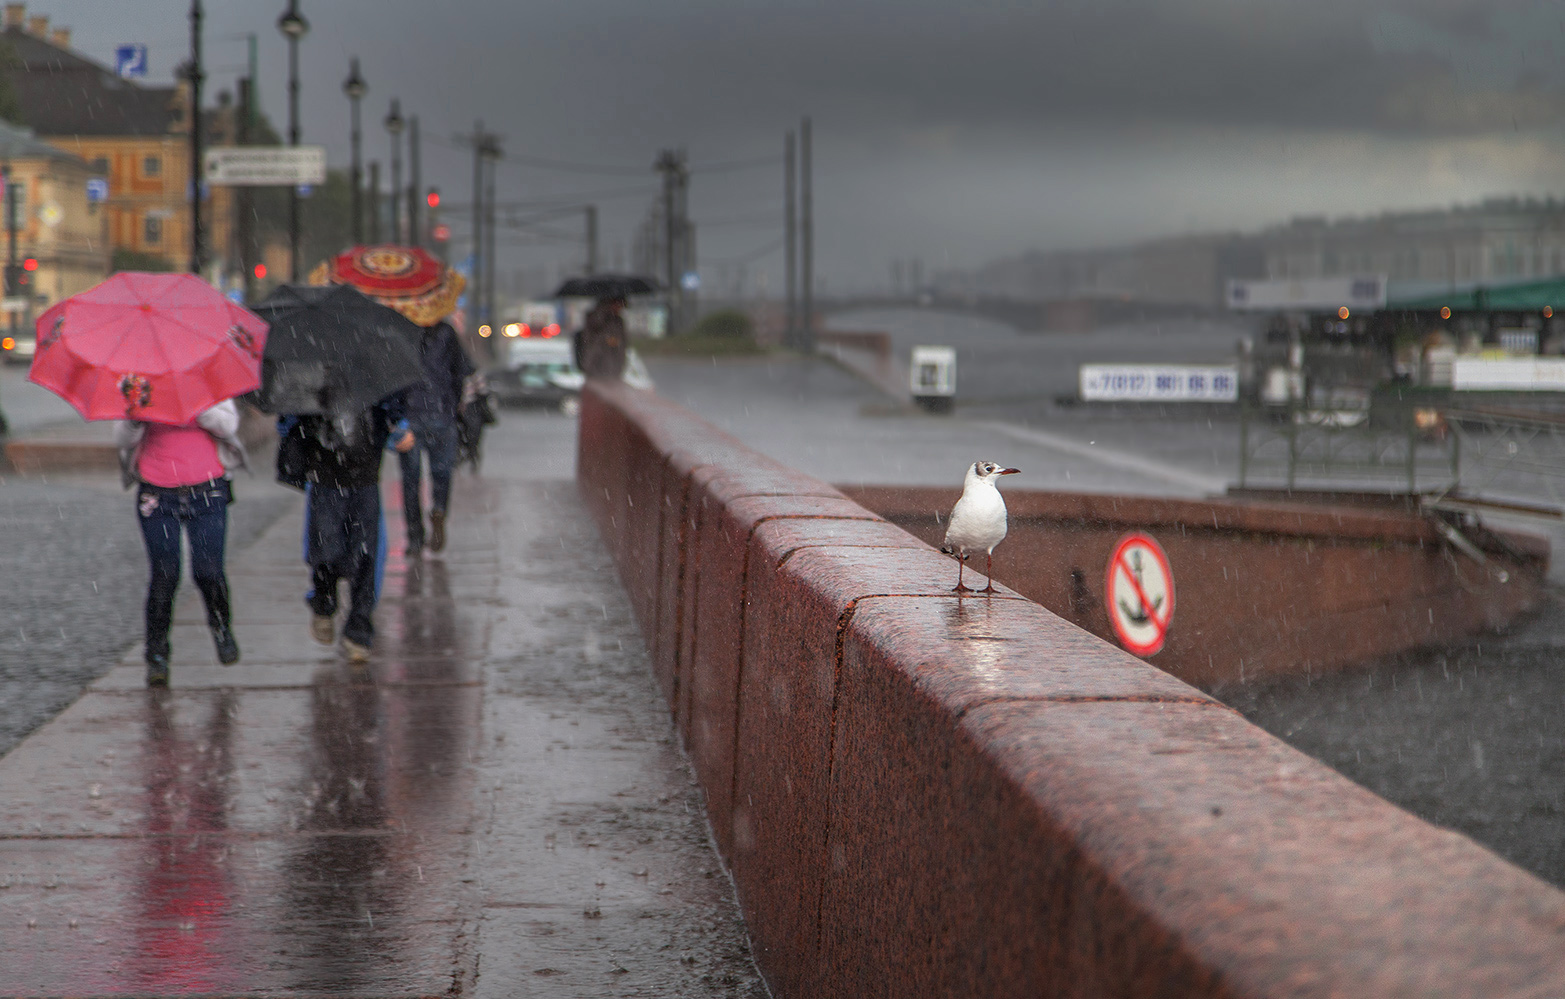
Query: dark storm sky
[{"left": 31, "top": 0, "right": 1565, "bottom": 292}]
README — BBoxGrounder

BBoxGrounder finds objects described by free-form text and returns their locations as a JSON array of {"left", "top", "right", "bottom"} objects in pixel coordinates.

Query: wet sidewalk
[{"left": 0, "top": 410, "right": 765, "bottom": 997}]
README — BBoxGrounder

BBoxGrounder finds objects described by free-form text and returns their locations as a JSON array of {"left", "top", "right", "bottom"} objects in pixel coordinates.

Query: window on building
[
  {"left": 89, "top": 157, "right": 108, "bottom": 174},
  {"left": 143, "top": 156, "right": 161, "bottom": 178},
  {"left": 144, "top": 216, "right": 162, "bottom": 244}
]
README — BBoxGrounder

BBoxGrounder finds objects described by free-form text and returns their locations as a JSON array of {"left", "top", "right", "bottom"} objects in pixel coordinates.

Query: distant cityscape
[{"left": 931, "top": 196, "right": 1565, "bottom": 310}]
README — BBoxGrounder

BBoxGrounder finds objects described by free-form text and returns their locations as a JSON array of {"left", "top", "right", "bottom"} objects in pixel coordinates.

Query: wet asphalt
[{"left": 0, "top": 407, "right": 766, "bottom": 996}]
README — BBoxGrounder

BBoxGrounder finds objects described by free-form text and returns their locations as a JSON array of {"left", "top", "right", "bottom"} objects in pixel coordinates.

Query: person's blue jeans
[
  {"left": 307, "top": 484, "right": 381, "bottom": 647},
  {"left": 136, "top": 480, "right": 231, "bottom": 660},
  {"left": 398, "top": 413, "right": 458, "bottom": 547}
]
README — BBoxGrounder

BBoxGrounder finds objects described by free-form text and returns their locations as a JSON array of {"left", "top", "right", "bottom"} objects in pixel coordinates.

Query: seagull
[{"left": 941, "top": 460, "right": 1020, "bottom": 594}]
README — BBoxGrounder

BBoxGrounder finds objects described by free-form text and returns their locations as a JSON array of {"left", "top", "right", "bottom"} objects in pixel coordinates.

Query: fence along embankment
[{"left": 577, "top": 377, "right": 1565, "bottom": 999}]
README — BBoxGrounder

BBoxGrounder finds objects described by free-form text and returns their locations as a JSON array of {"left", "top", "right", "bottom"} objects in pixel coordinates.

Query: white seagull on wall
[{"left": 941, "top": 459, "right": 1020, "bottom": 594}]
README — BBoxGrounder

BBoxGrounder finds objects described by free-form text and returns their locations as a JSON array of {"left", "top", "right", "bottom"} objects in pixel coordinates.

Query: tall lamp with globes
[{"left": 277, "top": 0, "right": 308, "bottom": 280}]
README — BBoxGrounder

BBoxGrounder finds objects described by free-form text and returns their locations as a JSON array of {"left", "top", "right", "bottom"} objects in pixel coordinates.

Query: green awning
[{"left": 1388, "top": 277, "right": 1565, "bottom": 312}]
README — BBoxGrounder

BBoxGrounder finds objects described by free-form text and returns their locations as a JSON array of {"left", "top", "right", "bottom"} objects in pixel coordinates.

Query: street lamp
[
  {"left": 187, "top": 0, "right": 205, "bottom": 275},
  {"left": 342, "top": 56, "right": 366, "bottom": 244},
  {"left": 384, "top": 98, "right": 404, "bottom": 244},
  {"left": 277, "top": 0, "right": 308, "bottom": 280}
]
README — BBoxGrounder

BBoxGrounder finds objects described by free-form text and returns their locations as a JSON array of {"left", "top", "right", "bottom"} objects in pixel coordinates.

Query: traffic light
[
  {"left": 4, "top": 262, "right": 25, "bottom": 297},
  {"left": 254, "top": 263, "right": 267, "bottom": 280},
  {"left": 22, "top": 257, "right": 36, "bottom": 272},
  {"left": 426, "top": 187, "right": 446, "bottom": 261}
]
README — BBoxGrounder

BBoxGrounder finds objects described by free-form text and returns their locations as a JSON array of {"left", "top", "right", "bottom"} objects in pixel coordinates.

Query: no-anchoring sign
[{"left": 1106, "top": 532, "right": 1174, "bottom": 656}]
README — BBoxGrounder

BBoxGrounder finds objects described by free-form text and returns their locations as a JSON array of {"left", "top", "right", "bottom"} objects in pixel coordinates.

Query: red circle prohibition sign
[{"left": 1105, "top": 532, "right": 1174, "bottom": 656}]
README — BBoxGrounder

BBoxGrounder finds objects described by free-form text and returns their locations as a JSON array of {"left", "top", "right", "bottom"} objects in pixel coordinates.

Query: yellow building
[
  {"left": 0, "top": 119, "right": 108, "bottom": 305},
  {"left": 2, "top": 4, "right": 236, "bottom": 275}
]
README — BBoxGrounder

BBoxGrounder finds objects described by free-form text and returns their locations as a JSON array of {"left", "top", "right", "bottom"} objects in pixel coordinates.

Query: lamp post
[
  {"left": 187, "top": 0, "right": 204, "bottom": 275},
  {"left": 342, "top": 57, "right": 366, "bottom": 244},
  {"left": 277, "top": 0, "right": 308, "bottom": 281},
  {"left": 384, "top": 98, "right": 404, "bottom": 244}
]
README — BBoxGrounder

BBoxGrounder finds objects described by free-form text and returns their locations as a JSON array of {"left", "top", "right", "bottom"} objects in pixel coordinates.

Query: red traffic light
[
  {"left": 254, "top": 263, "right": 267, "bottom": 280},
  {"left": 426, "top": 190, "right": 440, "bottom": 209},
  {"left": 22, "top": 257, "right": 36, "bottom": 271}
]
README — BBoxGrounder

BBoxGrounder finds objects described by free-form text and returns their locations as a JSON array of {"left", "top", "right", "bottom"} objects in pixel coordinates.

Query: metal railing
[{"left": 1238, "top": 402, "right": 1459, "bottom": 493}]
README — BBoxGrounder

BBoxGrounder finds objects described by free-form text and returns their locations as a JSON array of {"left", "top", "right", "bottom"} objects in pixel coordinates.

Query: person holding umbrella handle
[{"left": 116, "top": 398, "right": 250, "bottom": 686}]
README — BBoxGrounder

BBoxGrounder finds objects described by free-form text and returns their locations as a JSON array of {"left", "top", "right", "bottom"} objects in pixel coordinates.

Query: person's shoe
[
  {"left": 429, "top": 510, "right": 447, "bottom": 553},
  {"left": 310, "top": 614, "right": 335, "bottom": 645},
  {"left": 212, "top": 624, "right": 240, "bottom": 666},
  {"left": 341, "top": 638, "right": 371, "bottom": 663},
  {"left": 145, "top": 653, "right": 170, "bottom": 688}
]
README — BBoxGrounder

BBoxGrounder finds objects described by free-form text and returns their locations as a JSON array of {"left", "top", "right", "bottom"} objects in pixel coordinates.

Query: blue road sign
[
  {"left": 85, "top": 178, "right": 108, "bottom": 203},
  {"left": 114, "top": 44, "right": 147, "bottom": 80}
]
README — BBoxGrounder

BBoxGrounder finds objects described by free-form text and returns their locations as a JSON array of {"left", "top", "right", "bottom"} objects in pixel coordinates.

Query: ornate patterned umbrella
[{"left": 309, "top": 244, "right": 465, "bottom": 327}]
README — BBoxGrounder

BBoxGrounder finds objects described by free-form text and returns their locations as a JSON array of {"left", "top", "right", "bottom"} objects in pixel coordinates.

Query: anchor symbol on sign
[{"left": 1117, "top": 549, "right": 1164, "bottom": 626}]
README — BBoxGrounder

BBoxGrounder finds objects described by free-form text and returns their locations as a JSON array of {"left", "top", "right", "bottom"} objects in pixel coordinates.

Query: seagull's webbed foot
[
  {"left": 952, "top": 583, "right": 974, "bottom": 594},
  {"left": 979, "top": 583, "right": 998, "bottom": 595}
]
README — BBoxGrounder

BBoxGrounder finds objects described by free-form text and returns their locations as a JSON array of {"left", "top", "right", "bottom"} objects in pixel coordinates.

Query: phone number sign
[{"left": 1079, "top": 364, "right": 1238, "bottom": 402}]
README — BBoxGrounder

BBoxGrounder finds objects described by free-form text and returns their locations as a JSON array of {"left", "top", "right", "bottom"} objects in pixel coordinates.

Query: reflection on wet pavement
[{"left": 0, "top": 410, "right": 764, "bottom": 996}]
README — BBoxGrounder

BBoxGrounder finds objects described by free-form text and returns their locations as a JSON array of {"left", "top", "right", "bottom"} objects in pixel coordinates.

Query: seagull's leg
[
  {"left": 953, "top": 552, "right": 972, "bottom": 593},
  {"left": 980, "top": 551, "right": 997, "bottom": 594}
]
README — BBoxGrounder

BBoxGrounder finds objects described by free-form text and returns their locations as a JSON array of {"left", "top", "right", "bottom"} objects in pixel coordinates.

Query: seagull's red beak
[{"left": 1000, "top": 467, "right": 1020, "bottom": 475}]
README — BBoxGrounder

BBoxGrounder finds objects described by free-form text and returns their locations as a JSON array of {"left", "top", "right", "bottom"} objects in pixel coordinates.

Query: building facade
[{"left": 2, "top": 4, "right": 237, "bottom": 274}]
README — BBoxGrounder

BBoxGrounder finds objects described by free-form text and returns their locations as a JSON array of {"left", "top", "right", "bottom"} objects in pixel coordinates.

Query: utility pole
[
  {"left": 4, "top": 162, "right": 15, "bottom": 341},
  {"left": 342, "top": 56, "right": 366, "bottom": 244},
  {"left": 187, "top": 0, "right": 204, "bottom": 275},
  {"left": 484, "top": 136, "right": 498, "bottom": 329},
  {"left": 238, "top": 34, "right": 256, "bottom": 299},
  {"left": 367, "top": 160, "right": 380, "bottom": 243},
  {"left": 460, "top": 122, "right": 502, "bottom": 338},
  {"left": 469, "top": 119, "right": 485, "bottom": 332},
  {"left": 784, "top": 129, "right": 796, "bottom": 347},
  {"left": 800, "top": 115, "right": 814, "bottom": 352},
  {"left": 385, "top": 98, "right": 404, "bottom": 243},
  {"left": 584, "top": 204, "right": 597, "bottom": 276},
  {"left": 408, "top": 115, "right": 421, "bottom": 247},
  {"left": 236, "top": 76, "right": 254, "bottom": 299},
  {"left": 654, "top": 148, "right": 686, "bottom": 331},
  {"left": 277, "top": 0, "right": 307, "bottom": 281}
]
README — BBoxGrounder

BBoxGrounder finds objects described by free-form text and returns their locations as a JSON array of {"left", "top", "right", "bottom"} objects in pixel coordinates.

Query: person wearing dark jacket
[
  {"left": 399, "top": 320, "right": 475, "bottom": 556},
  {"left": 280, "top": 396, "right": 413, "bottom": 661},
  {"left": 574, "top": 297, "right": 627, "bottom": 379}
]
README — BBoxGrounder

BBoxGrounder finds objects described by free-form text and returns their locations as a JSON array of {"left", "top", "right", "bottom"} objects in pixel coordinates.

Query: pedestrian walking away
[
  {"left": 398, "top": 317, "right": 475, "bottom": 556},
  {"left": 278, "top": 397, "right": 415, "bottom": 663},
  {"left": 309, "top": 244, "right": 471, "bottom": 557},
  {"left": 574, "top": 295, "right": 628, "bottom": 380},
  {"left": 117, "top": 399, "right": 251, "bottom": 686}
]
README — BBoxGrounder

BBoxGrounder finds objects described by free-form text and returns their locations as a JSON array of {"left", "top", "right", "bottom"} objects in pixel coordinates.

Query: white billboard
[
  {"left": 204, "top": 146, "right": 327, "bottom": 186},
  {"left": 1080, "top": 364, "right": 1238, "bottom": 402},
  {"left": 1226, "top": 276, "right": 1386, "bottom": 312},
  {"left": 1452, "top": 357, "right": 1565, "bottom": 391}
]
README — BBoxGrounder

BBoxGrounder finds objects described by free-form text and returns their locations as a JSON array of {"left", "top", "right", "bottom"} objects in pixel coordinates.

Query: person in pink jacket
[{"left": 116, "top": 399, "right": 248, "bottom": 687}]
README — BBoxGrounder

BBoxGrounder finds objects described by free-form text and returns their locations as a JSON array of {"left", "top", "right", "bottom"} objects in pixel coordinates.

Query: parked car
[{"left": 487, "top": 336, "right": 585, "bottom": 414}]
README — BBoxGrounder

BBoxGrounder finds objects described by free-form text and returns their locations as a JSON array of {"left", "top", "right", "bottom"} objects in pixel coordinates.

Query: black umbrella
[
  {"left": 250, "top": 283, "right": 424, "bottom": 416},
  {"left": 552, "top": 274, "right": 660, "bottom": 299}
]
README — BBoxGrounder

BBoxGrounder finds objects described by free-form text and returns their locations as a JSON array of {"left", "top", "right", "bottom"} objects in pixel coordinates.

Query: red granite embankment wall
[{"left": 577, "top": 377, "right": 1565, "bottom": 999}]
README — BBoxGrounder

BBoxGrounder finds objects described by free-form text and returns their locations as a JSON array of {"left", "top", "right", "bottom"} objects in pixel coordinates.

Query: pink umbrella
[{"left": 28, "top": 272, "right": 268, "bottom": 424}]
